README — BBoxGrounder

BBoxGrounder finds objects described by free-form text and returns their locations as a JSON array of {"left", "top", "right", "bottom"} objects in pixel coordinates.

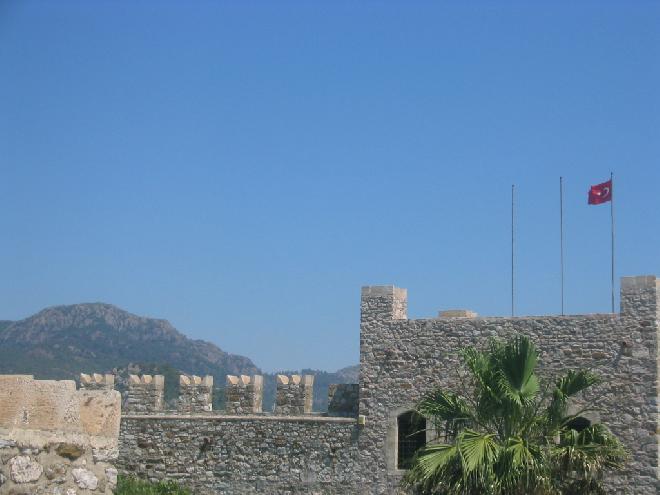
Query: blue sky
[{"left": 1, "top": 1, "right": 659, "bottom": 372}]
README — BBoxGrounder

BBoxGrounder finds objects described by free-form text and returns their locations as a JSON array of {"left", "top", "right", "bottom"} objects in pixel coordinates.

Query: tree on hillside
[{"left": 402, "top": 335, "right": 627, "bottom": 495}]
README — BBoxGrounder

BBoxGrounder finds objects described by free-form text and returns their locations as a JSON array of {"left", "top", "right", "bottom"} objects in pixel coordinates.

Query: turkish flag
[{"left": 588, "top": 179, "right": 612, "bottom": 205}]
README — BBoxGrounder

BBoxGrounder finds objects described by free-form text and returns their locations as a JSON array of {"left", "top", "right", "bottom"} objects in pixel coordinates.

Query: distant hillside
[
  {"left": 0, "top": 303, "right": 358, "bottom": 411},
  {"left": 0, "top": 303, "right": 258, "bottom": 382}
]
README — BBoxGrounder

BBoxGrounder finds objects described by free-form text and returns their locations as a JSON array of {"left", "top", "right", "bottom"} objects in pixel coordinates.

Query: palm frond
[
  {"left": 497, "top": 335, "right": 539, "bottom": 405},
  {"left": 546, "top": 370, "right": 600, "bottom": 427},
  {"left": 457, "top": 429, "right": 500, "bottom": 475}
]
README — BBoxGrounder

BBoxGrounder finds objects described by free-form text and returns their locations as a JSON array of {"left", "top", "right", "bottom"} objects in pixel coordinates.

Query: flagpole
[
  {"left": 560, "top": 176, "right": 564, "bottom": 315},
  {"left": 610, "top": 172, "right": 615, "bottom": 313},
  {"left": 511, "top": 184, "right": 515, "bottom": 317}
]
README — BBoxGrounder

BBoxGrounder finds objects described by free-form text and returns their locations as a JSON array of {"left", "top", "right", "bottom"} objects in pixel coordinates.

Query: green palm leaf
[{"left": 404, "top": 334, "right": 627, "bottom": 495}]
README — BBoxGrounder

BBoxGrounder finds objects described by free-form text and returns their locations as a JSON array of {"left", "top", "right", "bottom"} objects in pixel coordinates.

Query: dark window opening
[
  {"left": 566, "top": 416, "right": 591, "bottom": 432},
  {"left": 397, "top": 411, "right": 426, "bottom": 469}
]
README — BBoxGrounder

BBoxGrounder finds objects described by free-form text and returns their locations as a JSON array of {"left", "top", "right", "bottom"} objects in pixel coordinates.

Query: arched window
[
  {"left": 566, "top": 416, "right": 591, "bottom": 432},
  {"left": 397, "top": 411, "right": 426, "bottom": 469}
]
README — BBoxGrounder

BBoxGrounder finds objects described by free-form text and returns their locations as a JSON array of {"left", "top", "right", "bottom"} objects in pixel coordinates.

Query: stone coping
[
  {"left": 121, "top": 414, "right": 357, "bottom": 424},
  {"left": 424, "top": 313, "right": 617, "bottom": 322}
]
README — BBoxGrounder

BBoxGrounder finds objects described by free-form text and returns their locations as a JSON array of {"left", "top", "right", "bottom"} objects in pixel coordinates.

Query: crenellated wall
[
  {"left": 80, "top": 373, "right": 115, "bottom": 391},
  {"left": 358, "top": 276, "right": 660, "bottom": 494},
  {"left": 275, "top": 374, "right": 314, "bottom": 415},
  {"left": 178, "top": 375, "right": 213, "bottom": 413},
  {"left": 117, "top": 414, "right": 361, "bottom": 494},
  {"left": 5, "top": 275, "right": 655, "bottom": 494},
  {"left": 125, "top": 374, "right": 164, "bottom": 413},
  {"left": 225, "top": 374, "right": 263, "bottom": 414},
  {"left": 328, "top": 384, "right": 359, "bottom": 417}
]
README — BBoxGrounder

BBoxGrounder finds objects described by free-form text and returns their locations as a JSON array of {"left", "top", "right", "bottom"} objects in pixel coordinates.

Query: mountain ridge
[{"left": 0, "top": 302, "right": 357, "bottom": 410}]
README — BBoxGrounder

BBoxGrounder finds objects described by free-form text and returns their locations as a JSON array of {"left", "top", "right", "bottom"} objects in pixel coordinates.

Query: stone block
[{"left": 438, "top": 309, "right": 478, "bottom": 318}]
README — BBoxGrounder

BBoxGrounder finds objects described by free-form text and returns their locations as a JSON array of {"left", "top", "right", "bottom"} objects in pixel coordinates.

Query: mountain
[
  {"left": 0, "top": 303, "right": 358, "bottom": 411},
  {"left": 0, "top": 303, "right": 258, "bottom": 381}
]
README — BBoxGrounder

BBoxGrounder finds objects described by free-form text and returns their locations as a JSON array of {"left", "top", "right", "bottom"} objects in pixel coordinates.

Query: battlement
[
  {"left": 125, "top": 374, "right": 164, "bottom": 413},
  {"left": 225, "top": 374, "right": 263, "bottom": 414},
  {"left": 80, "top": 372, "right": 115, "bottom": 390},
  {"left": 178, "top": 374, "right": 213, "bottom": 412},
  {"left": 275, "top": 374, "right": 314, "bottom": 415},
  {"left": 327, "top": 383, "right": 359, "bottom": 417},
  {"left": 620, "top": 275, "right": 659, "bottom": 318},
  {"left": 361, "top": 285, "right": 407, "bottom": 321},
  {"left": 362, "top": 275, "right": 660, "bottom": 322}
]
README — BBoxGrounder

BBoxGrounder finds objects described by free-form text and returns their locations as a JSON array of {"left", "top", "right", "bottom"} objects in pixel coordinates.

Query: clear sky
[{"left": 1, "top": 1, "right": 659, "bottom": 372}]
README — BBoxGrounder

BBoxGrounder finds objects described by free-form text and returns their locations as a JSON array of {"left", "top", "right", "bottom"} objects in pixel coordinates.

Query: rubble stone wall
[
  {"left": 359, "top": 276, "right": 659, "bottom": 494},
  {"left": 118, "top": 414, "right": 361, "bottom": 495},
  {"left": 178, "top": 375, "right": 213, "bottom": 413},
  {"left": 274, "top": 374, "right": 314, "bottom": 415},
  {"left": 0, "top": 375, "right": 121, "bottom": 495},
  {"left": 224, "top": 375, "right": 263, "bottom": 414},
  {"left": 327, "top": 384, "right": 359, "bottom": 417}
]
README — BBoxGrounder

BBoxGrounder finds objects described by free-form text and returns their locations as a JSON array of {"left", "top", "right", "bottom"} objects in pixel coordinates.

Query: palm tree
[{"left": 402, "top": 335, "right": 627, "bottom": 495}]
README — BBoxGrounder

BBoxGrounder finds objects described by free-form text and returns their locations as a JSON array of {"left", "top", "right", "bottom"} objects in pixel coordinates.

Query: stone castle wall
[
  {"left": 0, "top": 374, "right": 121, "bottom": 494},
  {"left": 327, "top": 384, "right": 359, "bottom": 418},
  {"left": 115, "top": 371, "right": 362, "bottom": 493},
  {"left": 358, "top": 276, "right": 659, "bottom": 494},
  {"left": 118, "top": 415, "right": 361, "bottom": 494},
  {"left": 2, "top": 275, "right": 656, "bottom": 494},
  {"left": 178, "top": 375, "right": 213, "bottom": 413}
]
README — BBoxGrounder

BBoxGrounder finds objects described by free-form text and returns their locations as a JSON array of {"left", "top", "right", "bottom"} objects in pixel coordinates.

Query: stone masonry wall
[
  {"left": 275, "top": 375, "right": 314, "bottom": 415},
  {"left": 178, "top": 375, "right": 213, "bottom": 413},
  {"left": 225, "top": 375, "right": 263, "bottom": 414},
  {"left": 327, "top": 384, "right": 359, "bottom": 417},
  {"left": 118, "top": 414, "right": 361, "bottom": 494},
  {"left": 125, "top": 375, "right": 164, "bottom": 413},
  {"left": 79, "top": 374, "right": 115, "bottom": 391},
  {"left": 358, "top": 277, "right": 659, "bottom": 494},
  {"left": 0, "top": 375, "right": 121, "bottom": 495}
]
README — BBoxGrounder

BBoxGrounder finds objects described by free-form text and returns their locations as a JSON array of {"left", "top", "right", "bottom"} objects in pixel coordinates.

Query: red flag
[{"left": 588, "top": 179, "right": 612, "bottom": 205}]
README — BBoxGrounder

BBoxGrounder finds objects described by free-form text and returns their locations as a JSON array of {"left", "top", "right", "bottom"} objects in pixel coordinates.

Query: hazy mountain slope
[
  {"left": 0, "top": 303, "right": 359, "bottom": 411},
  {"left": 0, "top": 303, "right": 258, "bottom": 380}
]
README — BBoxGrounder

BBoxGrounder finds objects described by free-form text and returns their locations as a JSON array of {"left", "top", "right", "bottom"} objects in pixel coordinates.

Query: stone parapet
[
  {"left": 328, "top": 383, "right": 359, "bottom": 417},
  {"left": 178, "top": 375, "right": 213, "bottom": 413},
  {"left": 361, "top": 285, "right": 407, "bottom": 321},
  {"left": 225, "top": 375, "right": 263, "bottom": 414},
  {"left": 275, "top": 374, "right": 314, "bottom": 415},
  {"left": 125, "top": 374, "right": 164, "bottom": 413},
  {"left": 117, "top": 413, "right": 361, "bottom": 494},
  {"left": 80, "top": 373, "right": 115, "bottom": 390},
  {"left": 438, "top": 309, "right": 478, "bottom": 318}
]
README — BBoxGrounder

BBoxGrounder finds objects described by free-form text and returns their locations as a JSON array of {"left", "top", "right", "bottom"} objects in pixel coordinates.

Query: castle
[{"left": 1, "top": 275, "right": 658, "bottom": 494}]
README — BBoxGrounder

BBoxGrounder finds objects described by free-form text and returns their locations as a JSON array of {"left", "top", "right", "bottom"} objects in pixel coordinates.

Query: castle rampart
[
  {"left": 178, "top": 374, "right": 213, "bottom": 412},
  {"left": 275, "top": 374, "right": 314, "bottom": 415},
  {"left": 125, "top": 374, "right": 164, "bottom": 413},
  {"left": 80, "top": 372, "right": 115, "bottom": 390},
  {"left": 327, "top": 383, "right": 359, "bottom": 417},
  {"left": 358, "top": 276, "right": 659, "bottom": 494},
  {"left": 225, "top": 374, "right": 263, "bottom": 414},
  {"left": 3, "top": 275, "right": 656, "bottom": 494}
]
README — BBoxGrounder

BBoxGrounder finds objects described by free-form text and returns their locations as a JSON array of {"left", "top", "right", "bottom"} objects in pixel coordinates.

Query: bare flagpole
[
  {"left": 511, "top": 184, "right": 515, "bottom": 317},
  {"left": 610, "top": 172, "right": 615, "bottom": 313},
  {"left": 560, "top": 176, "right": 565, "bottom": 315}
]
